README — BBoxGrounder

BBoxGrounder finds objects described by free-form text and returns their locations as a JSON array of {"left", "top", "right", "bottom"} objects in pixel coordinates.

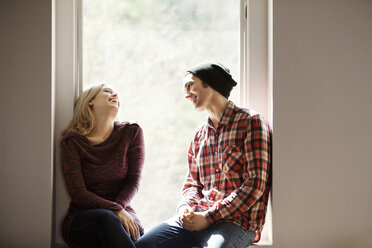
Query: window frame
[
  {"left": 241, "top": 0, "right": 273, "bottom": 245},
  {"left": 54, "top": 0, "right": 273, "bottom": 246}
]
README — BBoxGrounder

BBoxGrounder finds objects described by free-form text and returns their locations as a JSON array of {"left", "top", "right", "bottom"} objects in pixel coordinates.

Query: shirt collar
[{"left": 207, "top": 101, "right": 235, "bottom": 128}]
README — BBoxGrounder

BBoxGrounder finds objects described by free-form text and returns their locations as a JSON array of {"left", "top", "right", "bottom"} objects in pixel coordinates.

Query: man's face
[{"left": 183, "top": 73, "right": 213, "bottom": 111}]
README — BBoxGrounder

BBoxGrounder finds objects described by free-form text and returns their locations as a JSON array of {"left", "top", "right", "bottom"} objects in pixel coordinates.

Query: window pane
[{"left": 83, "top": 0, "right": 240, "bottom": 230}]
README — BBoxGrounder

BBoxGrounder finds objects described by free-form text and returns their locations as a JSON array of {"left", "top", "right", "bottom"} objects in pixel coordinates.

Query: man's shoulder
[
  {"left": 193, "top": 120, "right": 209, "bottom": 138},
  {"left": 231, "top": 105, "right": 258, "bottom": 121},
  {"left": 231, "top": 105, "right": 271, "bottom": 129}
]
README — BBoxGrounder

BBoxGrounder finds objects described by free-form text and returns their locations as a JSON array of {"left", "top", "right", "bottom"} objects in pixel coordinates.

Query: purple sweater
[{"left": 60, "top": 122, "right": 144, "bottom": 245}]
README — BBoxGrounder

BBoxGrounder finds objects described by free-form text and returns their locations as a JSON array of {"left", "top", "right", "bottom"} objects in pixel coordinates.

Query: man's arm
[
  {"left": 205, "top": 115, "right": 272, "bottom": 224},
  {"left": 177, "top": 142, "right": 204, "bottom": 215}
]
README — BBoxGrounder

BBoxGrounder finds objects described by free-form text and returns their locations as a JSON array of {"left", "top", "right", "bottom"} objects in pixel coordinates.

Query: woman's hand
[{"left": 115, "top": 209, "right": 139, "bottom": 240}]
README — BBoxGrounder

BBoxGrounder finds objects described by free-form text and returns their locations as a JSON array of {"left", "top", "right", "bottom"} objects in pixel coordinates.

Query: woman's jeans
[
  {"left": 69, "top": 209, "right": 136, "bottom": 248},
  {"left": 135, "top": 216, "right": 255, "bottom": 248}
]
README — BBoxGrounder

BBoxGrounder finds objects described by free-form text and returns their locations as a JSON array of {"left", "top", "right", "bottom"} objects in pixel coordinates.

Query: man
[{"left": 136, "top": 62, "right": 272, "bottom": 248}]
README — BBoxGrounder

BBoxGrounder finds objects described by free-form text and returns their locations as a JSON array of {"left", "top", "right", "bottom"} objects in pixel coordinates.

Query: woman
[{"left": 60, "top": 84, "right": 144, "bottom": 248}]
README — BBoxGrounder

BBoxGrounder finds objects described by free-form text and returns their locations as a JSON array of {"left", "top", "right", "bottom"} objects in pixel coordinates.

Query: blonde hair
[{"left": 62, "top": 84, "right": 105, "bottom": 137}]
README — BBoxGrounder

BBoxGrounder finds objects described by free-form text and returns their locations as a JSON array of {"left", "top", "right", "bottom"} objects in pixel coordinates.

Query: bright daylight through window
[{"left": 83, "top": 0, "right": 240, "bottom": 230}]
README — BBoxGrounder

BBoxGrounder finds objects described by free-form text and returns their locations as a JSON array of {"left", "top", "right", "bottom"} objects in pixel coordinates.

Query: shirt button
[
  {"left": 214, "top": 152, "right": 218, "bottom": 155},
  {"left": 216, "top": 169, "right": 220, "bottom": 172}
]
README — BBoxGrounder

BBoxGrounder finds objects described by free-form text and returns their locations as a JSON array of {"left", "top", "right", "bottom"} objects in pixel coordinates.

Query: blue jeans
[
  {"left": 135, "top": 216, "right": 255, "bottom": 248},
  {"left": 69, "top": 209, "right": 136, "bottom": 248}
]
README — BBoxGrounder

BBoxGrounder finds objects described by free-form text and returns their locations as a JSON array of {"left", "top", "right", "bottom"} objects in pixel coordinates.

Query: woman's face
[{"left": 89, "top": 86, "right": 120, "bottom": 113}]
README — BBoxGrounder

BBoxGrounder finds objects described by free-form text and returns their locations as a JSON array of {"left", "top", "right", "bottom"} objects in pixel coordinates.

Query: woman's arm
[
  {"left": 61, "top": 136, "right": 123, "bottom": 212},
  {"left": 114, "top": 124, "right": 145, "bottom": 208}
]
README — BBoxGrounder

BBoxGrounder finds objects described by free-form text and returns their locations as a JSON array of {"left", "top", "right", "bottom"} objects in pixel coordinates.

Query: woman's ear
[{"left": 88, "top": 100, "right": 94, "bottom": 106}]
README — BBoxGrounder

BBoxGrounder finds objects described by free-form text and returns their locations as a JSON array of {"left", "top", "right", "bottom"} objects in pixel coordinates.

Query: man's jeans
[{"left": 135, "top": 216, "right": 255, "bottom": 248}]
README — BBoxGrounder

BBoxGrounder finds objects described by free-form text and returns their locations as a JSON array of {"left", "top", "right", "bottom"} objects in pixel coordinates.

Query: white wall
[
  {"left": 272, "top": 0, "right": 372, "bottom": 247},
  {"left": 0, "top": 0, "right": 53, "bottom": 247}
]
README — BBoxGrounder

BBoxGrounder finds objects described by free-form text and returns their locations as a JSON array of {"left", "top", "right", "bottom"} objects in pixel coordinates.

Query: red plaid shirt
[{"left": 179, "top": 101, "right": 272, "bottom": 238}]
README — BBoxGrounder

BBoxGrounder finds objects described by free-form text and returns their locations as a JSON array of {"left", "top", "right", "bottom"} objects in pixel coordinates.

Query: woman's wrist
[{"left": 114, "top": 209, "right": 125, "bottom": 216}]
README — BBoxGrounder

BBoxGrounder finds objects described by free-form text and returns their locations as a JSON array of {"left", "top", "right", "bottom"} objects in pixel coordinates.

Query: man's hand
[
  {"left": 182, "top": 211, "right": 210, "bottom": 232},
  {"left": 178, "top": 205, "right": 194, "bottom": 222},
  {"left": 179, "top": 208, "right": 195, "bottom": 229},
  {"left": 115, "top": 209, "right": 139, "bottom": 240}
]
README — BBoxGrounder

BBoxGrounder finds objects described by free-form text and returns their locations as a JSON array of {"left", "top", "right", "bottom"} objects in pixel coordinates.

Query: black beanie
[{"left": 186, "top": 62, "right": 237, "bottom": 98}]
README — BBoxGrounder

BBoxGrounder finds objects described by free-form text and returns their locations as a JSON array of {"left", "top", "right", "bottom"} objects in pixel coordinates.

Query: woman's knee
[{"left": 88, "top": 209, "right": 121, "bottom": 226}]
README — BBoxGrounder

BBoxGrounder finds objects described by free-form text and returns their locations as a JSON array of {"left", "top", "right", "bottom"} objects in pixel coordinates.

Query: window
[
  {"left": 54, "top": 0, "right": 272, "bottom": 246},
  {"left": 82, "top": 0, "right": 240, "bottom": 230}
]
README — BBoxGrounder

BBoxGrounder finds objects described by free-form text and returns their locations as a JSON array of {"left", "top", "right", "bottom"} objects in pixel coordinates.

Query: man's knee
[
  {"left": 135, "top": 238, "right": 155, "bottom": 248},
  {"left": 135, "top": 220, "right": 191, "bottom": 248}
]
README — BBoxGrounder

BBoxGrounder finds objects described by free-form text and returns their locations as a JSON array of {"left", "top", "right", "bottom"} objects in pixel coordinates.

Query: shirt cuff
[
  {"left": 176, "top": 203, "right": 190, "bottom": 215},
  {"left": 205, "top": 209, "right": 222, "bottom": 224}
]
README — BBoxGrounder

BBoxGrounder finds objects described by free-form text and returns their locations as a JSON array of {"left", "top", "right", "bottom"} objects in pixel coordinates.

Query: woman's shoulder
[
  {"left": 60, "top": 131, "right": 85, "bottom": 146},
  {"left": 115, "top": 121, "right": 142, "bottom": 131},
  {"left": 114, "top": 121, "right": 143, "bottom": 139}
]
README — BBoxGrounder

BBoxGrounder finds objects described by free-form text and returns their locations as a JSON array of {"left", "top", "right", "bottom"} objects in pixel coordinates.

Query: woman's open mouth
[{"left": 109, "top": 98, "right": 118, "bottom": 104}]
